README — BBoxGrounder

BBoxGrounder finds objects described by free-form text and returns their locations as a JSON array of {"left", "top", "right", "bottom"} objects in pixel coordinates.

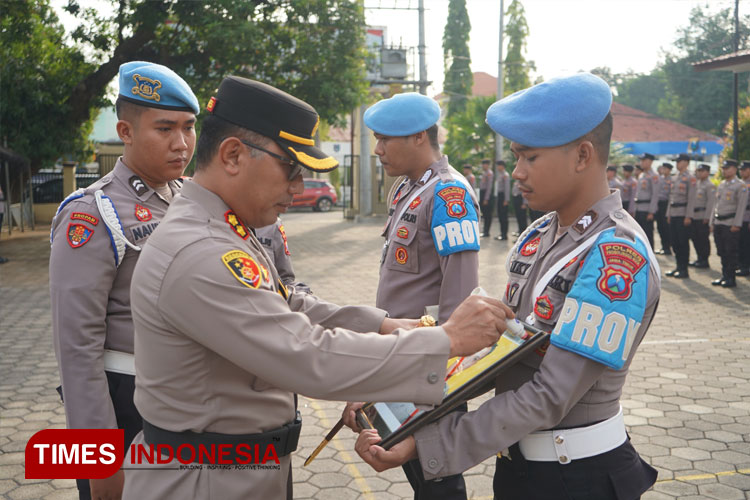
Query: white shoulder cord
[{"left": 95, "top": 190, "right": 140, "bottom": 268}]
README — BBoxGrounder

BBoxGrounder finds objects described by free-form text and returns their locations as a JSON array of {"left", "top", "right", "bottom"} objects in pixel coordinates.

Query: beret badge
[{"left": 131, "top": 74, "right": 162, "bottom": 102}]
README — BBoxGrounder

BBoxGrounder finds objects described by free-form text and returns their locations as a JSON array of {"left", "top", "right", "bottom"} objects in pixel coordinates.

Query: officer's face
[
  {"left": 722, "top": 166, "right": 737, "bottom": 180},
  {"left": 640, "top": 158, "right": 653, "bottom": 170},
  {"left": 122, "top": 108, "right": 196, "bottom": 186},
  {"left": 235, "top": 140, "right": 304, "bottom": 227},
  {"left": 510, "top": 142, "right": 578, "bottom": 212},
  {"left": 741, "top": 168, "right": 750, "bottom": 180},
  {"left": 373, "top": 134, "right": 418, "bottom": 178},
  {"left": 676, "top": 160, "right": 688, "bottom": 172}
]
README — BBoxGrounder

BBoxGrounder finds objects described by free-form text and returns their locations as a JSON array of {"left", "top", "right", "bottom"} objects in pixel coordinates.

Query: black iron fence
[{"left": 31, "top": 172, "right": 100, "bottom": 204}]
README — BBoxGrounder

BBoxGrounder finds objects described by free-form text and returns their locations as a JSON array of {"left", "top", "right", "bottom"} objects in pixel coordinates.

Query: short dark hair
[
  {"left": 481, "top": 158, "right": 491, "bottom": 164},
  {"left": 195, "top": 115, "right": 271, "bottom": 170},
  {"left": 425, "top": 124, "right": 440, "bottom": 151},
  {"left": 576, "top": 112, "right": 613, "bottom": 164},
  {"left": 496, "top": 160, "right": 506, "bottom": 166},
  {"left": 115, "top": 97, "right": 145, "bottom": 122}
]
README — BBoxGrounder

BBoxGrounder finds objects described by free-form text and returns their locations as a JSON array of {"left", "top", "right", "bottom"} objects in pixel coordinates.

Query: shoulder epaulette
[{"left": 50, "top": 188, "right": 86, "bottom": 244}]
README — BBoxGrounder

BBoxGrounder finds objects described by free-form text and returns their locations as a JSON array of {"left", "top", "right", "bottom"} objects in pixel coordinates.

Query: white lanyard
[{"left": 386, "top": 176, "right": 440, "bottom": 244}]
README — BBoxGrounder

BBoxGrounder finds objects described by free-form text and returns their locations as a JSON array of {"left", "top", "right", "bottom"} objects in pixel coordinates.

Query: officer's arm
[
  {"left": 649, "top": 176, "right": 660, "bottom": 214},
  {"left": 686, "top": 178, "right": 697, "bottom": 221},
  {"left": 732, "top": 186, "right": 748, "bottom": 228},
  {"left": 49, "top": 200, "right": 119, "bottom": 430},
  {"left": 706, "top": 186, "right": 716, "bottom": 223}
]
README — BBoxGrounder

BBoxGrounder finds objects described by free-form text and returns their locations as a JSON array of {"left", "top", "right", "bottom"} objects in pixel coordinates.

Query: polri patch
[
  {"left": 225, "top": 211, "right": 249, "bottom": 240},
  {"left": 71, "top": 212, "right": 98, "bottom": 226},
  {"left": 396, "top": 226, "right": 409, "bottom": 239},
  {"left": 520, "top": 236, "right": 540, "bottom": 256},
  {"left": 135, "top": 204, "right": 152, "bottom": 222},
  {"left": 395, "top": 247, "right": 408, "bottom": 264},
  {"left": 597, "top": 242, "right": 646, "bottom": 301},
  {"left": 534, "top": 295, "right": 554, "bottom": 320},
  {"left": 222, "top": 250, "right": 263, "bottom": 289},
  {"left": 66, "top": 223, "right": 94, "bottom": 249},
  {"left": 437, "top": 186, "right": 467, "bottom": 218}
]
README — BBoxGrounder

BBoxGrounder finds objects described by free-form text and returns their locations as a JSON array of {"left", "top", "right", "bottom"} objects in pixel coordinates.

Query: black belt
[
  {"left": 142, "top": 414, "right": 302, "bottom": 463},
  {"left": 694, "top": 207, "right": 705, "bottom": 212},
  {"left": 634, "top": 200, "right": 650, "bottom": 204},
  {"left": 715, "top": 214, "right": 735, "bottom": 221},
  {"left": 670, "top": 202, "right": 687, "bottom": 207}
]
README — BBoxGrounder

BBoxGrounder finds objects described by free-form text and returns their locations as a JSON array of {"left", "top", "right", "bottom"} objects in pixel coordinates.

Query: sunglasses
[{"left": 239, "top": 139, "right": 304, "bottom": 180}]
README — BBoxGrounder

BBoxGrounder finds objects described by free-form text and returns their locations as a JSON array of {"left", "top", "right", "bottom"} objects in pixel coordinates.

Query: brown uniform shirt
[
  {"left": 376, "top": 157, "right": 480, "bottom": 323},
  {"left": 634, "top": 170, "right": 660, "bottom": 214},
  {"left": 123, "top": 180, "right": 451, "bottom": 500},
  {"left": 621, "top": 177, "right": 637, "bottom": 214},
  {"left": 693, "top": 178, "right": 716, "bottom": 222},
  {"left": 711, "top": 178, "right": 748, "bottom": 227},
  {"left": 255, "top": 218, "right": 296, "bottom": 287},
  {"left": 666, "top": 171, "right": 697, "bottom": 218},
  {"left": 414, "top": 192, "right": 661, "bottom": 479},
  {"left": 49, "top": 159, "right": 180, "bottom": 430}
]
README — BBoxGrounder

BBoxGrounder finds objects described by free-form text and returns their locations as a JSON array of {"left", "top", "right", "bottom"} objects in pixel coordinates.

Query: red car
[{"left": 291, "top": 179, "right": 338, "bottom": 212}]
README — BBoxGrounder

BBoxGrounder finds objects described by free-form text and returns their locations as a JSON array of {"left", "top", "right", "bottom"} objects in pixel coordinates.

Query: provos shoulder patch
[
  {"left": 597, "top": 242, "right": 647, "bottom": 301},
  {"left": 431, "top": 181, "right": 480, "bottom": 256},
  {"left": 436, "top": 186, "right": 467, "bottom": 218},
  {"left": 222, "top": 250, "right": 264, "bottom": 289},
  {"left": 71, "top": 212, "right": 98, "bottom": 226},
  {"left": 66, "top": 223, "right": 94, "bottom": 248}
]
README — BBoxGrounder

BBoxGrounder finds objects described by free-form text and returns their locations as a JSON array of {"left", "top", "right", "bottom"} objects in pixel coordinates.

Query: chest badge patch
[
  {"left": 409, "top": 197, "right": 422, "bottom": 210},
  {"left": 436, "top": 186, "right": 467, "bottom": 218},
  {"left": 71, "top": 212, "right": 98, "bottom": 226},
  {"left": 597, "top": 242, "right": 646, "bottom": 301},
  {"left": 520, "top": 236, "right": 541, "bottom": 256},
  {"left": 225, "top": 211, "right": 249, "bottom": 240},
  {"left": 66, "top": 223, "right": 94, "bottom": 249},
  {"left": 573, "top": 210, "right": 597, "bottom": 234},
  {"left": 222, "top": 250, "right": 263, "bottom": 289},
  {"left": 395, "top": 247, "right": 408, "bottom": 264},
  {"left": 534, "top": 295, "right": 554, "bottom": 320},
  {"left": 135, "top": 204, "right": 152, "bottom": 222},
  {"left": 396, "top": 226, "right": 409, "bottom": 239},
  {"left": 278, "top": 224, "right": 291, "bottom": 255}
]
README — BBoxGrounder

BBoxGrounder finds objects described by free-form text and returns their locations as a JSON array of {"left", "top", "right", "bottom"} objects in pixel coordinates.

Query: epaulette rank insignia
[{"left": 225, "top": 210, "right": 249, "bottom": 240}]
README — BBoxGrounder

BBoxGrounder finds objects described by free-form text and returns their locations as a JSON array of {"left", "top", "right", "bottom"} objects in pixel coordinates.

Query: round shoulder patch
[{"left": 222, "top": 250, "right": 263, "bottom": 289}]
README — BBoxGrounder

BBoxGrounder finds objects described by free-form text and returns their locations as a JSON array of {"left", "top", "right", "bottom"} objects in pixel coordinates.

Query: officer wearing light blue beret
[
  {"left": 355, "top": 73, "right": 661, "bottom": 500},
  {"left": 49, "top": 61, "right": 198, "bottom": 500},
  {"left": 350, "top": 91, "right": 481, "bottom": 500}
]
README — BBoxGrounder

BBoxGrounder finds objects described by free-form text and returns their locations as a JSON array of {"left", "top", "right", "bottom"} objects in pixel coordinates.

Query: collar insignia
[
  {"left": 278, "top": 224, "right": 291, "bottom": 255},
  {"left": 224, "top": 211, "right": 249, "bottom": 240},
  {"left": 573, "top": 210, "right": 597, "bottom": 234},
  {"left": 129, "top": 176, "right": 149, "bottom": 196}
]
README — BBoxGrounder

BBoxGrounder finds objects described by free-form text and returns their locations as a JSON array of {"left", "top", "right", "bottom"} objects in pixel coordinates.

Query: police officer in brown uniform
[
  {"left": 665, "top": 153, "right": 696, "bottom": 278},
  {"left": 737, "top": 161, "right": 750, "bottom": 277},
  {"left": 711, "top": 159, "right": 749, "bottom": 287},
  {"left": 511, "top": 179, "right": 528, "bottom": 236},
  {"left": 655, "top": 162, "right": 673, "bottom": 255},
  {"left": 689, "top": 163, "right": 715, "bottom": 268},
  {"left": 49, "top": 61, "right": 198, "bottom": 500},
  {"left": 633, "top": 152, "right": 660, "bottom": 249},
  {"left": 495, "top": 160, "right": 511, "bottom": 240},
  {"left": 356, "top": 73, "right": 660, "bottom": 500},
  {"left": 255, "top": 217, "right": 312, "bottom": 293},
  {"left": 123, "top": 77, "right": 508, "bottom": 500},
  {"left": 607, "top": 165, "right": 623, "bottom": 192},
  {"left": 620, "top": 164, "right": 637, "bottom": 214},
  {"left": 479, "top": 159, "right": 495, "bottom": 237},
  {"left": 362, "top": 91, "right": 480, "bottom": 499}
]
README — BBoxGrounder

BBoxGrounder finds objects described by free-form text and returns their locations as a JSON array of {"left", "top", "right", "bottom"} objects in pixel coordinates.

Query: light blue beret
[
  {"left": 486, "top": 73, "right": 612, "bottom": 148},
  {"left": 118, "top": 61, "right": 199, "bottom": 114},
  {"left": 364, "top": 92, "right": 440, "bottom": 136}
]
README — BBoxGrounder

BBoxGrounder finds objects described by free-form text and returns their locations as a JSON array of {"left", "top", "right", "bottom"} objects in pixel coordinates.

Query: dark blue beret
[
  {"left": 485, "top": 73, "right": 612, "bottom": 148},
  {"left": 364, "top": 93, "right": 440, "bottom": 136},
  {"left": 118, "top": 61, "right": 199, "bottom": 114}
]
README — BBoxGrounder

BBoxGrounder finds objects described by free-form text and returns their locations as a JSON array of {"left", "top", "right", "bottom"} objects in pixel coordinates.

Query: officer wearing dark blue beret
[{"left": 355, "top": 73, "right": 660, "bottom": 500}]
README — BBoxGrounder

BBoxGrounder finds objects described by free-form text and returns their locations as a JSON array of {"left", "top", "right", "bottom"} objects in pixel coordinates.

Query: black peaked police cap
[{"left": 206, "top": 76, "right": 338, "bottom": 173}]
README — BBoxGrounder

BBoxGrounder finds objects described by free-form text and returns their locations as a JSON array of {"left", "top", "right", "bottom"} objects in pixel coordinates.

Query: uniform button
[
  {"left": 614, "top": 211, "right": 623, "bottom": 219},
  {"left": 559, "top": 455, "right": 569, "bottom": 463},
  {"left": 427, "top": 372, "right": 439, "bottom": 384},
  {"left": 428, "top": 459, "right": 439, "bottom": 469},
  {"left": 554, "top": 435, "right": 564, "bottom": 444}
]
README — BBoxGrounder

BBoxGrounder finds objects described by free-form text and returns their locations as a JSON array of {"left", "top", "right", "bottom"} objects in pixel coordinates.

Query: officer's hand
[
  {"left": 442, "top": 295, "right": 511, "bottom": 357},
  {"left": 684, "top": 217, "right": 692, "bottom": 226},
  {"left": 380, "top": 317, "right": 420, "bottom": 335},
  {"left": 342, "top": 402, "right": 365, "bottom": 432},
  {"left": 355, "top": 430, "right": 416, "bottom": 472},
  {"left": 731, "top": 225, "right": 741, "bottom": 233},
  {"left": 647, "top": 213, "right": 654, "bottom": 221},
  {"left": 521, "top": 204, "right": 527, "bottom": 209},
  {"left": 89, "top": 470, "right": 124, "bottom": 500},
  {"left": 482, "top": 200, "right": 488, "bottom": 206},
  {"left": 667, "top": 216, "right": 670, "bottom": 223},
  {"left": 504, "top": 201, "right": 509, "bottom": 206}
]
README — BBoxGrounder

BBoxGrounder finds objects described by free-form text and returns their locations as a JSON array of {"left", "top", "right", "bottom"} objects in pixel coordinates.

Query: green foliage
[
  {"left": 0, "top": 0, "right": 97, "bottom": 169},
  {"left": 2, "top": 0, "right": 369, "bottom": 171},
  {"left": 443, "top": 0, "right": 472, "bottom": 117},
  {"left": 443, "top": 96, "right": 497, "bottom": 166},
  {"left": 615, "top": 71, "right": 667, "bottom": 116},
  {"left": 503, "top": 0, "right": 535, "bottom": 95},
  {"left": 721, "top": 106, "right": 750, "bottom": 161}
]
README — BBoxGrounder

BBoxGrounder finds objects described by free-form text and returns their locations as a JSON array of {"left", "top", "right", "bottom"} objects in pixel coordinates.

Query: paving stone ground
[{"left": 0, "top": 210, "right": 748, "bottom": 499}]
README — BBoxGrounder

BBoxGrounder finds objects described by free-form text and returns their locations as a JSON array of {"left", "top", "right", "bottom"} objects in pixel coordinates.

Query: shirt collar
[
  {"left": 113, "top": 158, "right": 180, "bottom": 203},
  {"left": 562, "top": 190, "right": 624, "bottom": 243}
]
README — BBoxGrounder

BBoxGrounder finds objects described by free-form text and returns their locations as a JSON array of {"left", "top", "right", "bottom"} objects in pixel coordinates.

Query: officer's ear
[
  {"left": 218, "top": 137, "right": 245, "bottom": 176},
  {"left": 116, "top": 120, "right": 134, "bottom": 146},
  {"left": 573, "top": 140, "right": 596, "bottom": 173},
  {"left": 412, "top": 130, "right": 427, "bottom": 147}
]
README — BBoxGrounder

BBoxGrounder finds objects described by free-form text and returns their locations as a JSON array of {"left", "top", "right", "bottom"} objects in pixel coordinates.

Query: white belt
[
  {"left": 103, "top": 349, "right": 135, "bottom": 376},
  {"left": 518, "top": 406, "right": 626, "bottom": 464}
]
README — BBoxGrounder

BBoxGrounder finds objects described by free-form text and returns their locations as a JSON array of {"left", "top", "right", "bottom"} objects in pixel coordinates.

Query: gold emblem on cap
[{"left": 131, "top": 74, "right": 162, "bottom": 102}]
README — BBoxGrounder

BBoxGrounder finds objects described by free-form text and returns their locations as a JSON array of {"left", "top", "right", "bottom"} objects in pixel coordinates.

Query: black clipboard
[{"left": 355, "top": 320, "right": 549, "bottom": 449}]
